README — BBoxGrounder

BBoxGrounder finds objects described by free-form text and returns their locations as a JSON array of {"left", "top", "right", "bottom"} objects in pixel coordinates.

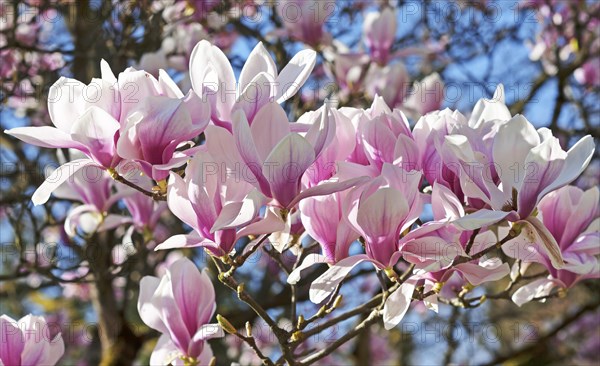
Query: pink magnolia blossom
[
  {"left": 343, "top": 96, "right": 419, "bottom": 171},
  {"left": 364, "top": 62, "right": 410, "bottom": 108},
  {"left": 0, "top": 314, "right": 65, "bottom": 366},
  {"left": 451, "top": 113, "right": 595, "bottom": 266},
  {"left": 189, "top": 41, "right": 316, "bottom": 128},
  {"left": 138, "top": 257, "right": 223, "bottom": 365},
  {"left": 308, "top": 163, "right": 425, "bottom": 304},
  {"left": 52, "top": 164, "right": 130, "bottom": 237},
  {"left": 383, "top": 184, "right": 510, "bottom": 329},
  {"left": 116, "top": 93, "right": 209, "bottom": 181},
  {"left": 5, "top": 61, "right": 121, "bottom": 204},
  {"left": 301, "top": 107, "right": 356, "bottom": 186},
  {"left": 412, "top": 84, "right": 511, "bottom": 203},
  {"left": 363, "top": 8, "right": 397, "bottom": 65},
  {"left": 508, "top": 186, "right": 599, "bottom": 306},
  {"left": 154, "top": 146, "right": 281, "bottom": 256},
  {"left": 287, "top": 185, "right": 361, "bottom": 285},
  {"left": 232, "top": 101, "right": 343, "bottom": 209},
  {"left": 276, "top": 0, "right": 330, "bottom": 46},
  {"left": 6, "top": 60, "right": 207, "bottom": 203},
  {"left": 403, "top": 73, "right": 445, "bottom": 119}
]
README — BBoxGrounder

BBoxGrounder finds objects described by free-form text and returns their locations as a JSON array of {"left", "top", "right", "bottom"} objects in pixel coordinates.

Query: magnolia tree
[{"left": 1, "top": 1, "right": 599, "bottom": 365}]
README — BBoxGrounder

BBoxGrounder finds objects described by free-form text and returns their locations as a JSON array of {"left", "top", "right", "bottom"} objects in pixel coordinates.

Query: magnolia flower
[
  {"left": 383, "top": 184, "right": 510, "bottom": 328},
  {"left": 322, "top": 47, "right": 370, "bottom": 97},
  {"left": 364, "top": 62, "right": 409, "bottom": 108},
  {"left": 451, "top": 114, "right": 595, "bottom": 267},
  {"left": 117, "top": 94, "right": 209, "bottom": 181},
  {"left": 189, "top": 41, "right": 316, "bottom": 128},
  {"left": 5, "top": 60, "right": 204, "bottom": 204},
  {"left": 138, "top": 257, "right": 223, "bottom": 365},
  {"left": 363, "top": 8, "right": 397, "bottom": 65},
  {"left": 276, "top": 0, "right": 330, "bottom": 46},
  {"left": 155, "top": 146, "right": 281, "bottom": 256},
  {"left": 287, "top": 187, "right": 360, "bottom": 285},
  {"left": 52, "top": 165, "right": 130, "bottom": 237},
  {"left": 412, "top": 84, "right": 511, "bottom": 204},
  {"left": 0, "top": 314, "right": 65, "bottom": 366},
  {"left": 232, "top": 102, "right": 351, "bottom": 209},
  {"left": 508, "top": 186, "right": 599, "bottom": 306},
  {"left": 309, "top": 163, "right": 425, "bottom": 304},
  {"left": 302, "top": 108, "right": 356, "bottom": 186},
  {"left": 5, "top": 61, "right": 121, "bottom": 205},
  {"left": 403, "top": 73, "right": 445, "bottom": 119},
  {"left": 362, "top": 98, "right": 418, "bottom": 171}
]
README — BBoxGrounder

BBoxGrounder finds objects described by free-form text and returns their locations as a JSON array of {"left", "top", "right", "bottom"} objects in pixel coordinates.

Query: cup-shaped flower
[
  {"left": 232, "top": 102, "right": 343, "bottom": 209},
  {"left": 357, "top": 96, "right": 419, "bottom": 171},
  {"left": 276, "top": 1, "right": 330, "bottom": 46},
  {"left": 0, "top": 314, "right": 65, "bottom": 366},
  {"left": 190, "top": 41, "right": 316, "bottom": 128},
  {"left": 412, "top": 84, "right": 511, "bottom": 204},
  {"left": 155, "top": 148, "right": 282, "bottom": 256},
  {"left": 117, "top": 94, "right": 209, "bottom": 181},
  {"left": 308, "top": 163, "right": 424, "bottom": 304},
  {"left": 403, "top": 73, "right": 445, "bottom": 119},
  {"left": 52, "top": 164, "right": 130, "bottom": 237},
  {"left": 137, "top": 257, "right": 223, "bottom": 365},
  {"left": 507, "top": 186, "right": 599, "bottom": 306},
  {"left": 364, "top": 63, "right": 409, "bottom": 108},
  {"left": 287, "top": 186, "right": 360, "bottom": 285},
  {"left": 363, "top": 8, "right": 397, "bottom": 65}
]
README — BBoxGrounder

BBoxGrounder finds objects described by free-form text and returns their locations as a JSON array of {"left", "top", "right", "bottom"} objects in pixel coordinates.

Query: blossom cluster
[{"left": 3, "top": 36, "right": 598, "bottom": 365}]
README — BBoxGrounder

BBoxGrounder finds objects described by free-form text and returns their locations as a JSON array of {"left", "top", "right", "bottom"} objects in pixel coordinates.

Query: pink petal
[
  {"left": 232, "top": 110, "right": 271, "bottom": 194},
  {"left": 431, "top": 183, "right": 464, "bottom": 221},
  {"left": 287, "top": 254, "right": 328, "bottom": 285},
  {"left": 275, "top": 49, "right": 316, "bottom": 103},
  {"left": 453, "top": 258, "right": 510, "bottom": 286},
  {"left": 309, "top": 254, "right": 373, "bottom": 304},
  {"left": 263, "top": 134, "right": 316, "bottom": 208},
  {"left": 189, "top": 40, "right": 236, "bottom": 122},
  {"left": 233, "top": 72, "right": 276, "bottom": 123},
  {"left": 288, "top": 176, "right": 370, "bottom": 209},
  {"left": 468, "top": 84, "right": 511, "bottom": 127},
  {"left": 149, "top": 334, "right": 180, "bottom": 366},
  {"left": 238, "top": 42, "right": 277, "bottom": 93},
  {"left": 383, "top": 279, "right": 417, "bottom": 330},
  {"left": 511, "top": 277, "right": 557, "bottom": 307},
  {"left": 32, "top": 159, "right": 93, "bottom": 205},
  {"left": 154, "top": 232, "right": 210, "bottom": 251},
  {"left": 492, "top": 115, "right": 540, "bottom": 195},
  {"left": 137, "top": 276, "right": 169, "bottom": 333},
  {"left": 539, "top": 135, "right": 595, "bottom": 198},
  {"left": 453, "top": 209, "right": 510, "bottom": 230},
  {"left": 4, "top": 126, "right": 86, "bottom": 150},
  {"left": 166, "top": 173, "right": 201, "bottom": 232},
  {"left": 524, "top": 216, "right": 564, "bottom": 269},
  {"left": 249, "top": 103, "right": 290, "bottom": 161},
  {"left": 70, "top": 107, "right": 120, "bottom": 168}
]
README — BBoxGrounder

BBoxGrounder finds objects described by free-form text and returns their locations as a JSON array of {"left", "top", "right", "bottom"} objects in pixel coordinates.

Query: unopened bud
[
  {"left": 237, "top": 283, "right": 245, "bottom": 296},
  {"left": 384, "top": 267, "right": 397, "bottom": 281},
  {"left": 331, "top": 295, "right": 343, "bottom": 309},
  {"left": 245, "top": 321, "right": 252, "bottom": 337},
  {"left": 557, "top": 288, "right": 567, "bottom": 298},
  {"left": 316, "top": 305, "right": 327, "bottom": 317},
  {"left": 290, "top": 330, "right": 304, "bottom": 342},
  {"left": 216, "top": 314, "right": 237, "bottom": 335},
  {"left": 297, "top": 315, "right": 306, "bottom": 329}
]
